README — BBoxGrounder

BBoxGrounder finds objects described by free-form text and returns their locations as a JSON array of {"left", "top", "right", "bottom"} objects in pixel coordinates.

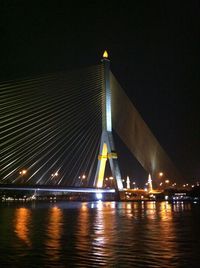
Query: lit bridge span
[
  {"left": 0, "top": 184, "right": 115, "bottom": 194},
  {"left": 0, "top": 51, "right": 180, "bottom": 193}
]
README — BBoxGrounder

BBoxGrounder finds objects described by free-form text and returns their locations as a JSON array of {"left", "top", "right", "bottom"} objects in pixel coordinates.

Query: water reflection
[
  {"left": 92, "top": 201, "right": 117, "bottom": 265},
  {"left": 45, "top": 206, "right": 63, "bottom": 262},
  {"left": 113, "top": 201, "right": 187, "bottom": 266},
  {"left": 75, "top": 202, "right": 90, "bottom": 262},
  {"left": 14, "top": 207, "right": 32, "bottom": 247},
  {"left": 155, "top": 202, "right": 179, "bottom": 266},
  {"left": 159, "top": 201, "right": 172, "bottom": 221},
  {"left": 173, "top": 201, "right": 192, "bottom": 212},
  {"left": 1, "top": 201, "right": 198, "bottom": 267},
  {"left": 79, "top": 202, "right": 89, "bottom": 237},
  {"left": 145, "top": 201, "right": 157, "bottom": 220},
  {"left": 75, "top": 201, "right": 118, "bottom": 266}
]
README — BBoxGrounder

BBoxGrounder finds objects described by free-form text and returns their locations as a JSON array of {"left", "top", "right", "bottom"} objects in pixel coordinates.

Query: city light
[
  {"left": 159, "top": 172, "right": 163, "bottom": 177},
  {"left": 51, "top": 172, "right": 59, "bottom": 177},
  {"left": 19, "top": 169, "right": 27, "bottom": 175}
]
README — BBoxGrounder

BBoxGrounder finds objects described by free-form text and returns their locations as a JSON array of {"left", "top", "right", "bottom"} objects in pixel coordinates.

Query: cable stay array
[{"left": 0, "top": 65, "right": 103, "bottom": 186}]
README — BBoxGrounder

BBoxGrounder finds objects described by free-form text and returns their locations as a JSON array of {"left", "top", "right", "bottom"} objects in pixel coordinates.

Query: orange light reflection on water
[
  {"left": 46, "top": 206, "right": 63, "bottom": 261},
  {"left": 76, "top": 202, "right": 90, "bottom": 248},
  {"left": 14, "top": 207, "right": 32, "bottom": 247},
  {"left": 154, "top": 202, "right": 178, "bottom": 264}
]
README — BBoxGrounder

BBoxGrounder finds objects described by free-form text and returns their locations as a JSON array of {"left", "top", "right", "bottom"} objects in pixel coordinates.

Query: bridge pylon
[{"left": 93, "top": 51, "right": 123, "bottom": 191}]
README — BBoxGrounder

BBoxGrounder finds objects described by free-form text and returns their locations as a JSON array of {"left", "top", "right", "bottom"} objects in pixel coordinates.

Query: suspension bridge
[{"left": 0, "top": 51, "right": 180, "bottom": 198}]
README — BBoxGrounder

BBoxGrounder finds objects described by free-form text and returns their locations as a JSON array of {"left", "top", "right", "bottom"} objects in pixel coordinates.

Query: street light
[
  {"left": 19, "top": 169, "right": 27, "bottom": 183},
  {"left": 19, "top": 169, "right": 27, "bottom": 175},
  {"left": 51, "top": 172, "right": 59, "bottom": 177},
  {"left": 51, "top": 172, "right": 59, "bottom": 185},
  {"left": 80, "top": 174, "right": 86, "bottom": 186}
]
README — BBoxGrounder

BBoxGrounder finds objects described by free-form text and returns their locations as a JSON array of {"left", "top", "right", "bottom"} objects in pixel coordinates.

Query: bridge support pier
[{"left": 94, "top": 51, "right": 123, "bottom": 192}]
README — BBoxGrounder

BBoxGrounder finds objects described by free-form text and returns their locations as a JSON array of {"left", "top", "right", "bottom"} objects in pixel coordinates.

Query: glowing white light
[
  {"left": 96, "top": 193, "right": 103, "bottom": 200},
  {"left": 126, "top": 176, "right": 130, "bottom": 189}
]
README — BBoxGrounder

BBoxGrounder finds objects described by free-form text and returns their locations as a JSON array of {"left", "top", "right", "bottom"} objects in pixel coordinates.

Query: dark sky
[{"left": 1, "top": 1, "right": 199, "bottom": 179}]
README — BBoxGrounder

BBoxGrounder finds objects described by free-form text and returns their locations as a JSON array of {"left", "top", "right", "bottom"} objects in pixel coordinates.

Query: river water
[{"left": 0, "top": 201, "right": 200, "bottom": 267}]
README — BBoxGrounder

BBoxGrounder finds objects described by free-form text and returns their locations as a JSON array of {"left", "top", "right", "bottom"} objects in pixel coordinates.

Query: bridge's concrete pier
[{"left": 94, "top": 51, "right": 123, "bottom": 191}]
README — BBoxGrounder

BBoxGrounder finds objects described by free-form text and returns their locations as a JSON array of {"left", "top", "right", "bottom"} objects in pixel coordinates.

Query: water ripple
[{"left": 0, "top": 201, "right": 200, "bottom": 267}]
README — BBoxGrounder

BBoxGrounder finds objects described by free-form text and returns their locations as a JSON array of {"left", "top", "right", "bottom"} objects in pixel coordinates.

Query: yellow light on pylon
[
  {"left": 97, "top": 143, "right": 108, "bottom": 188},
  {"left": 103, "top": 50, "right": 108, "bottom": 58},
  {"left": 107, "top": 152, "right": 118, "bottom": 159}
]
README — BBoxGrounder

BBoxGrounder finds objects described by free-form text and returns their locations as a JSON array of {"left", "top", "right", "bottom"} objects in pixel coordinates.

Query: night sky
[{"left": 1, "top": 1, "right": 199, "bottom": 180}]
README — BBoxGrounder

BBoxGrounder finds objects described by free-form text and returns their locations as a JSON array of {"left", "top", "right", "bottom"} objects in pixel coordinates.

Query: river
[{"left": 0, "top": 201, "right": 200, "bottom": 267}]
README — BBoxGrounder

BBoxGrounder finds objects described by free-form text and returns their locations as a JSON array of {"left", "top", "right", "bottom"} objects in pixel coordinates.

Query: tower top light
[{"left": 103, "top": 50, "right": 108, "bottom": 59}]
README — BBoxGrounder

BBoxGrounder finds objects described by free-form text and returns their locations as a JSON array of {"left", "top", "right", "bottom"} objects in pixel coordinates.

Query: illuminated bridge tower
[{"left": 94, "top": 51, "right": 123, "bottom": 191}]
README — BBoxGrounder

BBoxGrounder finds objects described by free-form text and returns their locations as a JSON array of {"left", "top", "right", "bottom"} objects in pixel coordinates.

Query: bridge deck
[{"left": 0, "top": 184, "right": 115, "bottom": 193}]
